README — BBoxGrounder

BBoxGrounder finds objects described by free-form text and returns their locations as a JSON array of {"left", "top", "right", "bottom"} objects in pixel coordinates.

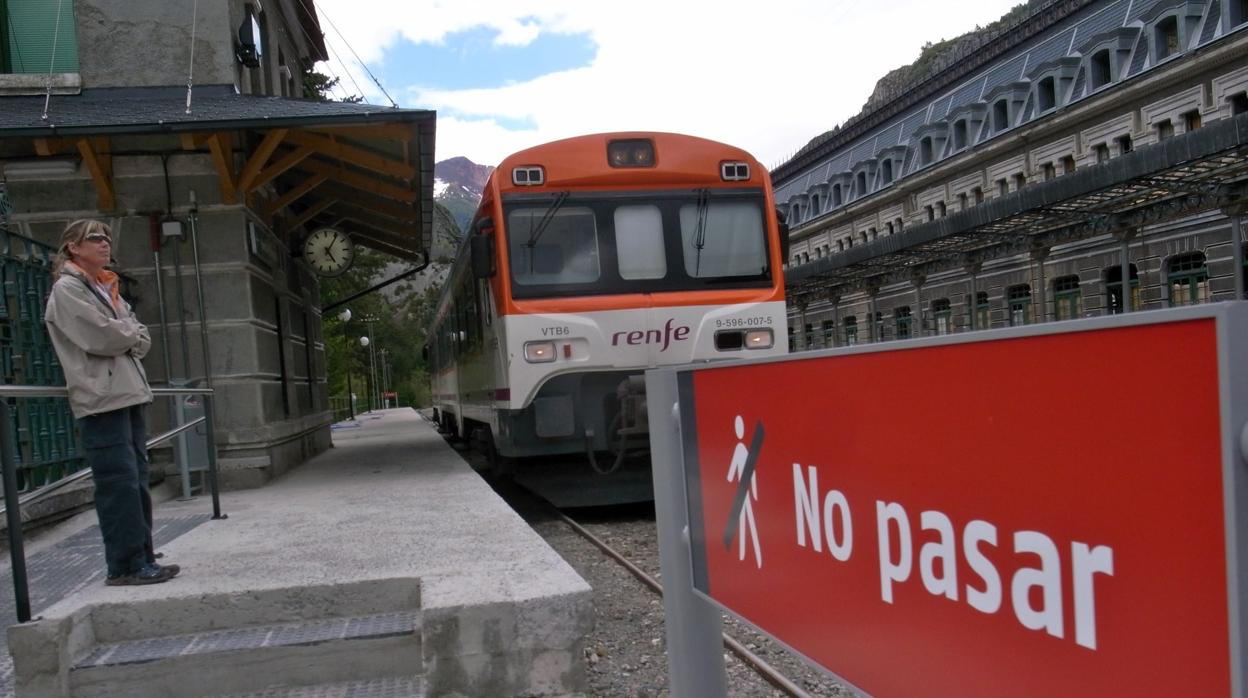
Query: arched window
[
  {"left": 993, "top": 99, "right": 1009, "bottom": 132},
  {"left": 1168, "top": 252, "right": 1209, "bottom": 306},
  {"left": 894, "top": 306, "right": 912, "bottom": 339},
  {"left": 1155, "top": 16, "right": 1180, "bottom": 60},
  {"left": 975, "top": 291, "right": 990, "bottom": 330},
  {"left": 1104, "top": 264, "right": 1139, "bottom": 314},
  {"left": 843, "top": 316, "right": 857, "bottom": 345},
  {"left": 931, "top": 298, "right": 951, "bottom": 335},
  {"left": 1007, "top": 285, "right": 1032, "bottom": 326},
  {"left": 953, "top": 120, "right": 968, "bottom": 150},
  {"left": 1053, "top": 275, "right": 1082, "bottom": 320},
  {"left": 1090, "top": 49, "right": 1112, "bottom": 89}
]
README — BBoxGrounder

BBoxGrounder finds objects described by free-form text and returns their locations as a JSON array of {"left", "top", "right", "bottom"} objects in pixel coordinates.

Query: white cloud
[{"left": 314, "top": 0, "right": 1024, "bottom": 168}]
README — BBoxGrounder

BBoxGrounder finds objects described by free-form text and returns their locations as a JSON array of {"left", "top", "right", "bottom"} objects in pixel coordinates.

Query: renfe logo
[{"left": 612, "top": 318, "right": 691, "bottom": 351}]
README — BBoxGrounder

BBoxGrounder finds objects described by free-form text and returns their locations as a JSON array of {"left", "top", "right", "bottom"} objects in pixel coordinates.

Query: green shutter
[{"left": 4, "top": 0, "right": 79, "bottom": 74}]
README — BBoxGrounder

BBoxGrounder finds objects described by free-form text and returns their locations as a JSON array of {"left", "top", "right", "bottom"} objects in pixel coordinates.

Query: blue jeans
[{"left": 80, "top": 404, "right": 155, "bottom": 577}]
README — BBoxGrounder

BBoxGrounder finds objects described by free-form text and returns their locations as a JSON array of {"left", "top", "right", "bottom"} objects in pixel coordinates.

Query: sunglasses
[{"left": 83, "top": 233, "right": 111, "bottom": 244}]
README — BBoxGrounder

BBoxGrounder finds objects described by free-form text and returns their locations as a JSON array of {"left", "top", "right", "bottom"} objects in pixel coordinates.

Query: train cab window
[
  {"left": 615, "top": 205, "right": 667, "bottom": 279},
  {"left": 508, "top": 207, "right": 600, "bottom": 286},
  {"left": 678, "top": 200, "right": 766, "bottom": 278}
]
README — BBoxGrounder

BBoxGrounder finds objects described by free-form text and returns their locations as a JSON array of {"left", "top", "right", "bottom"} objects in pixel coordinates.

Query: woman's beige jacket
[{"left": 44, "top": 267, "right": 152, "bottom": 419}]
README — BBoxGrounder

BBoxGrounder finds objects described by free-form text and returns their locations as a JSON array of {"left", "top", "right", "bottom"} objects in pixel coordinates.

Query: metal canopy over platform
[
  {"left": 785, "top": 112, "right": 1248, "bottom": 302},
  {"left": 0, "top": 85, "right": 436, "bottom": 263}
]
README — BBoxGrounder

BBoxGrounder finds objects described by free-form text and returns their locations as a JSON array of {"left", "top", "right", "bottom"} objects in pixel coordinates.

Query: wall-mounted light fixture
[{"left": 236, "top": 6, "right": 264, "bottom": 68}]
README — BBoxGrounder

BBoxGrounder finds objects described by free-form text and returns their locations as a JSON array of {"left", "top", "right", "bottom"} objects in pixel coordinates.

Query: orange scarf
[{"left": 65, "top": 261, "right": 122, "bottom": 311}]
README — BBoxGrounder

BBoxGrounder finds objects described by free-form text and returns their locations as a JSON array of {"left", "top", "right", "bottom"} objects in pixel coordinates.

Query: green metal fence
[{"left": 0, "top": 226, "right": 82, "bottom": 492}]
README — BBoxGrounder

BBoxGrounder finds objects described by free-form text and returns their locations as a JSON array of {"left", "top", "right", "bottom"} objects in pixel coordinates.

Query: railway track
[{"left": 555, "top": 507, "right": 814, "bottom": 698}]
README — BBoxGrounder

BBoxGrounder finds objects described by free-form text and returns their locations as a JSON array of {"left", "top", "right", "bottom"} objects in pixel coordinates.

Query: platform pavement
[{"left": 3, "top": 408, "right": 593, "bottom": 697}]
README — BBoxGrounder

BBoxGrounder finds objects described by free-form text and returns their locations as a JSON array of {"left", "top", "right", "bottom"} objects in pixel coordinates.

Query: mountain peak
[{"left": 434, "top": 156, "right": 494, "bottom": 235}]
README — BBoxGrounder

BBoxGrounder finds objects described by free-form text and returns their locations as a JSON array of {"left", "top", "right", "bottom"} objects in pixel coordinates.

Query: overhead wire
[
  {"left": 185, "top": 0, "right": 199, "bottom": 114},
  {"left": 289, "top": 0, "right": 368, "bottom": 103},
  {"left": 40, "top": 0, "right": 66, "bottom": 121},
  {"left": 313, "top": 3, "right": 398, "bottom": 107}
]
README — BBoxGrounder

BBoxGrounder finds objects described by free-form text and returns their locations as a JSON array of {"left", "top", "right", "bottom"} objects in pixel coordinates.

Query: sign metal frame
[{"left": 647, "top": 302, "right": 1248, "bottom": 697}]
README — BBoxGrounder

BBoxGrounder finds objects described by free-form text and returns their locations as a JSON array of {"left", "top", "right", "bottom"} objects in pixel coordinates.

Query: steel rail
[{"left": 557, "top": 510, "right": 813, "bottom": 698}]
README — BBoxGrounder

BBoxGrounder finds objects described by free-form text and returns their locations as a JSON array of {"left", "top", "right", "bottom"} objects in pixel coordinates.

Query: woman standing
[{"left": 44, "top": 219, "right": 179, "bottom": 586}]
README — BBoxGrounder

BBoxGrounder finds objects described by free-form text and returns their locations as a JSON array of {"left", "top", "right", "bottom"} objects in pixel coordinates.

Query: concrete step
[
  {"left": 217, "top": 675, "right": 425, "bottom": 697},
  {"left": 68, "top": 611, "right": 421, "bottom": 698}
]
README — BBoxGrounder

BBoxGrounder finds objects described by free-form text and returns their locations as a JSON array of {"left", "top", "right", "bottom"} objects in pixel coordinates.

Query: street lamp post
[
  {"left": 379, "top": 348, "right": 389, "bottom": 407},
  {"left": 362, "top": 316, "right": 380, "bottom": 411},
  {"left": 338, "top": 308, "right": 355, "bottom": 420}
]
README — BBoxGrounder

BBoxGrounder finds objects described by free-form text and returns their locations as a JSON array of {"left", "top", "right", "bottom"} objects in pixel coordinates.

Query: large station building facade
[{"left": 776, "top": 0, "right": 1248, "bottom": 349}]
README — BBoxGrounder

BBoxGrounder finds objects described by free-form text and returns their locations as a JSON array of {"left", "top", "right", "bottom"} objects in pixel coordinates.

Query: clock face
[{"left": 303, "top": 228, "right": 355, "bottom": 277}]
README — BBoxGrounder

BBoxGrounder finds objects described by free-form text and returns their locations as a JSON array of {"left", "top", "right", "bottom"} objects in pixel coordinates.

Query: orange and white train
[{"left": 428, "top": 132, "right": 789, "bottom": 473}]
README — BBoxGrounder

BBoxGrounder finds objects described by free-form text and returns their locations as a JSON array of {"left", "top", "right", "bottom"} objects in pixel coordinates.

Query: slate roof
[
  {"left": 0, "top": 85, "right": 432, "bottom": 136},
  {"left": 774, "top": 0, "right": 1246, "bottom": 207}
]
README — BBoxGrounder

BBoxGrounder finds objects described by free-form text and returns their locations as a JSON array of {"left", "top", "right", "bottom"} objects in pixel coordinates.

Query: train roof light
[
  {"left": 721, "top": 161, "right": 750, "bottom": 181},
  {"left": 512, "top": 166, "right": 545, "bottom": 186},
  {"left": 607, "top": 139, "right": 656, "bottom": 168}
]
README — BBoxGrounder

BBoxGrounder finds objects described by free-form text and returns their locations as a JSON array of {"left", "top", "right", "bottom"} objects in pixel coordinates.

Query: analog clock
[{"left": 303, "top": 228, "right": 355, "bottom": 277}]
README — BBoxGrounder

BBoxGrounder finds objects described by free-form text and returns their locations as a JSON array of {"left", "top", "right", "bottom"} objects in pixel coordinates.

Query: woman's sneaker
[{"left": 105, "top": 563, "right": 176, "bottom": 586}]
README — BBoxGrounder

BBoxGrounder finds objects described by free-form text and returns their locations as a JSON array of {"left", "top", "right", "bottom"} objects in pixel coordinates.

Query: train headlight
[
  {"left": 744, "top": 329, "right": 774, "bottom": 349},
  {"left": 524, "top": 340, "right": 557, "bottom": 363}
]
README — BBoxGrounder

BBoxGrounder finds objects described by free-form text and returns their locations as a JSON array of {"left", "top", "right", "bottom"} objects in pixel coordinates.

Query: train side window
[{"left": 615, "top": 205, "right": 666, "bottom": 279}]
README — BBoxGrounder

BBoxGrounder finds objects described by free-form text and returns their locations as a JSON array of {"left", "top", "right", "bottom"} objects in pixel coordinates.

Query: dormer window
[
  {"left": 1037, "top": 77, "right": 1056, "bottom": 112},
  {"left": 855, "top": 171, "right": 868, "bottom": 197},
  {"left": 1155, "top": 16, "right": 1180, "bottom": 60},
  {"left": 1090, "top": 50, "right": 1112, "bottom": 89},
  {"left": 953, "top": 120, "right": 968, "bottom": 150},
  {"left": 920, "top": 137, "right": 933, "bottom": 165},
  {"left": 810, "top": 194, "right": 820, "bottom": 214},
  {"left": 831, "top": 184, "right": 843, "bottom": 207},
  {"left": 881, "top": 160, "right": 893, "bottom": 185},
  {"left": 993, "top": 100, "right": 1009, "bottom": 132}
]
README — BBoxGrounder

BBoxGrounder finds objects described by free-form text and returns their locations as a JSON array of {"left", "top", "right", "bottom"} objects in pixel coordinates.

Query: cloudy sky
[{"left": 312, "top": 0, "right": 1024, "bottom": 169}]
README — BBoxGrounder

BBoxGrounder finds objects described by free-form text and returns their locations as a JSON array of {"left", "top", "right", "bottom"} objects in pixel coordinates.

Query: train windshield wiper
[
  {"left": 692, "top": 188, "right": 710, "bottom": 276},
  {"left": 525, "top": 191, "right": 570, "bottom": 249}
]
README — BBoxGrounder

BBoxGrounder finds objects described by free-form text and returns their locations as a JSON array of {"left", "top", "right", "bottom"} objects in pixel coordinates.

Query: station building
[
  {"left": 776, "top": 0, "right": 1248, "bottom": 349},
  {"left": 0, "top": 1, "right": 435, "bottom": 492}
]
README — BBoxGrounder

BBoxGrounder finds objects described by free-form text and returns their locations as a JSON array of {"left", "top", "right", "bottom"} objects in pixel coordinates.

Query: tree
[{"left": 302, "top": 69, "right": 363, "bottom": 103}]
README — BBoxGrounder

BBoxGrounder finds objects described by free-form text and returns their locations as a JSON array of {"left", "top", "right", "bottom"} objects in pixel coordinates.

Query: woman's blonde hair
[{"left": 52, "top": 219, "right": 111, "bottom": 275}]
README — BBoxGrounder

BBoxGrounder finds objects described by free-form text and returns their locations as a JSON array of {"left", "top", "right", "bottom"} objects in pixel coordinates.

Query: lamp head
[
  {"left": 359, "top": 336, "right": 370, "bottom": 347},
  {"left": 338, "top": 308, "right": 352, "bottom": 322}
]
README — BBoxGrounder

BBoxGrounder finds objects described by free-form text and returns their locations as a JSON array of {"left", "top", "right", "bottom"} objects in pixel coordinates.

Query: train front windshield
[{"left": 504, "top": 189, "right": 774, "bottom": 298}]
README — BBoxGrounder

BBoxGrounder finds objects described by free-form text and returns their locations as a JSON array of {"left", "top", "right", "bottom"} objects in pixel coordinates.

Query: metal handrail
[
  {"left": 0, "top": 414, "right": 207, "bottom": 519},
  {"left": 0, "top": 385, "right": 226, "bottom": 623}
]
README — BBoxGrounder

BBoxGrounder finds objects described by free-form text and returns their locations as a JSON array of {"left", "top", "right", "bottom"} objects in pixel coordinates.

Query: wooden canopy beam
[
  {"left": 265, "top": 173, "right": 329, "bottom": 217},
  {"left": 76, "top": 137, "right": 115, "bottom": 212},
  {"left": 349, "top": 230, "right": 423, "bottom": 263},
  {"left": 296, "top": 159, "right": 417, "bottom": 204},
  {"left": 285, "top": 198, "right": 337, "bottom": 234},
  {"left": 319, "top": 183, "right": 419, "bottom": 223},
  {"left": 179, "top": 131, "right": 214, "bottom": 150},
  {"left": 206, "top": 133, "right": 238, "bottom": 204},
  {"left": 34, "top": 138, "right": 71, "bottom": 156},
  {"left": 237, "top": 128, "right": 289, "bottom": 194},
  {"left": 286, "top": 130, "right": 416, "bottom": 180},
  {"left": 251, "top": 145, "right": 315, "bottom": 193}
]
